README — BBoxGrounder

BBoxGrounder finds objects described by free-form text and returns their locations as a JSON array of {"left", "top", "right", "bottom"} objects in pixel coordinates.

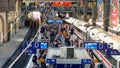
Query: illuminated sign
[
  {"left": 20, "top": 41, "right": 48, "bottom": 55},
  {"left": 40, "top": 42, "right": 48, "bottom": 49},
  {"left": 84, "top": 42, "right": 97, "bottom": 49},
  {"left": 25, "top": 41, "right": 40, "bottom": 49},
  {"left": 52, "top": 2, "right": 72, "bottom": 7},
  {"left": 25, "top": 41, "right": 48, "bottom": 49},
  {"left": 84, "top": 42, "right": 110, "bottom": 50}
]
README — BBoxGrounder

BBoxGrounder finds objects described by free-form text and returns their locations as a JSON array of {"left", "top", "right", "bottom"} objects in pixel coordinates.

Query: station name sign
[
  {"left": 20, "top": 41, "right": 48, "bottom": 55},
  {"left": 84, "top": 42, "right": 120, "bottom": 55},
  {"left": 84, "top": 42, "right": 109, "bottom": 50}
]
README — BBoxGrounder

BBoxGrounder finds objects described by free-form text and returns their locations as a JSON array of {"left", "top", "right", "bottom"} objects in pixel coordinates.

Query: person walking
[{"left": 32, "top": 54, "right": 39, "bottom": 68}]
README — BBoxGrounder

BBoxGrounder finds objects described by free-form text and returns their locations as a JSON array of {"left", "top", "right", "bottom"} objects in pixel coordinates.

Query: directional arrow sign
[
  {"left": 46, "top": 58, "right": 56, "bottom": 64},
  {"left": 81, "top": 59, "right": 92, "bottom": 64}
]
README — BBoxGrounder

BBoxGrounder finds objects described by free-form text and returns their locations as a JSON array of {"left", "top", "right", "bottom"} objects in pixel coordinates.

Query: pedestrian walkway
[{"left": 0, "top": 28, "right": 29, "bottom": 68}]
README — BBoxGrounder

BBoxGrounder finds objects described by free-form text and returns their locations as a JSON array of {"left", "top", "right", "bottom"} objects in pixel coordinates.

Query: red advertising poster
[
  {"left": 52, "top": 2, "right": 72, "bottom": 7},
  {"left": 111, "top": 0, "right": 119, "bottom": 28}
]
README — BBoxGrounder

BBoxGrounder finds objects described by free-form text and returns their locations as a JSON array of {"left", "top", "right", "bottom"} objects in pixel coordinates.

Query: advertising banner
[
  {"left": 97, "top": 0, "right": 104, "bottom": 22},
  {"left": 110, "top": 0, "right": 119, "bottom": 29},
  {"left": 52, "top": 2, "right": 72, "bottom": 7},
  {"left": 118, "top": 0, "right": 120, "bottom": 28}
]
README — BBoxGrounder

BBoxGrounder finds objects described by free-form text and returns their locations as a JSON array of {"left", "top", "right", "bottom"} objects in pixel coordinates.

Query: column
[
  {"left": 83, "top": 0, "right": 88, "bottom": 21},
  {"left": 16, "top": 0, "right": 22, "bottom": 32},
  {"left": 3, "top": 12, "right": 8, "bottom": 42},
  {"left": 92, "top": 0, "right": 97, "bottom": 26},
  {"left": 103, "top": 0, "right": 110, "bottom": 31},
  {"left": 76, "top": 0, "right": 80, "bottom": 19}
]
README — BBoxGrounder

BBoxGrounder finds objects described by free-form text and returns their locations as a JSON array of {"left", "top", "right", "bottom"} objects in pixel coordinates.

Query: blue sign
[
  {"left": 84, "top": 42, "right": 97, "bottom": 49},
  {"left": 24, "top": 41, "right": 30, "bottom": 47},
  {"left": 53, "top": 64, "right": 64, "bottom": 68},
  {"left": 81, "top": 59, "right": 92, "bottom": 64},
  {"left": 40, "top": 42, "right": 48, "bottom": 49},
  {"left": 20, "top": 47, "right": 37, "bottom": 55},
  {"left": 53, "top": 64, "right": 83, "bottom": 68},
  {"left": 26, "top": 47, "right": 37, "bottom": 54},
  {"left": 32, "top": 42, "right": 41, "bottom": 49},
  {"left": 97, "top": 43, "right": 110, "bottom": 50},
  {"left": 84, "top": 42, "right": 110, "bottom": 50},
  {"left": 46, "top": 59, "right": 56, "bottom": 64},
  {"left": 107, "top": 49, "right": 120, "bottom": 55},
  {"left": 24, "top": 41, "right": 36, "bottom": 48},
  {"left": 25, "top": 41, "right": 48, "bottom": 49}
]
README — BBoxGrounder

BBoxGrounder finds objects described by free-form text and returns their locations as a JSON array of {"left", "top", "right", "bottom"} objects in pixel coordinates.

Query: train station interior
[{"left": 0, "top": 0, "right": 120, "bottom": 68}]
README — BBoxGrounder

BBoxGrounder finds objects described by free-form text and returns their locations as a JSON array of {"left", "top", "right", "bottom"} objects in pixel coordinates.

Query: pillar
[
  {"left": 76, "top": 0, "right": 79, "bottom": 18},
  {"left": 0, "top": 13, "right": 4, "bottom": 42},
  {"left": 16, "top": 0, "right": 22, "bottom": 32},
  {"left": 83, "top": 0, "right": 88, "bottom": 21},
  {"left": 103, "top": 0, "right": 110, "bottom": 31},
  {"left": 92, "top": 0, "right": 97, "bottom": 26},
  {"left": 0, "top": 12, "right": 8, "bottom": 42}
]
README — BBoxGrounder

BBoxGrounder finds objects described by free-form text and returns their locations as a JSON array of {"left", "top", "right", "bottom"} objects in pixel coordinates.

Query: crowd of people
[
  {"left": 30, "top": 3, "right": 104, "bottom": 68},
  {"left": 40, "top": 23, "right": 83, "bottom": 48},
  {"left": 32, "top": 21, "right": 84, "bottom": 68}
]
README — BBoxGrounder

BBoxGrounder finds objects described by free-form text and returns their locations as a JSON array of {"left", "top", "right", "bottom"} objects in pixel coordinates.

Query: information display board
[
  {"left": 20, "top": 41, "right": 48, "bottom": 55},
  {"left": 46, "top": 58, "right": 56, "bottom": 64},
  {"left": 81, "top": 59, "right": 92, "bottom": 64},
  {"left": 84, "top": 42, "right": 110, "bottom": 50},
  {"left": 40, "top": 42, "right": 48, "bottom": 49},
  {"left": 25, "top": 41, "right": 48, "bottom": 49}
]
